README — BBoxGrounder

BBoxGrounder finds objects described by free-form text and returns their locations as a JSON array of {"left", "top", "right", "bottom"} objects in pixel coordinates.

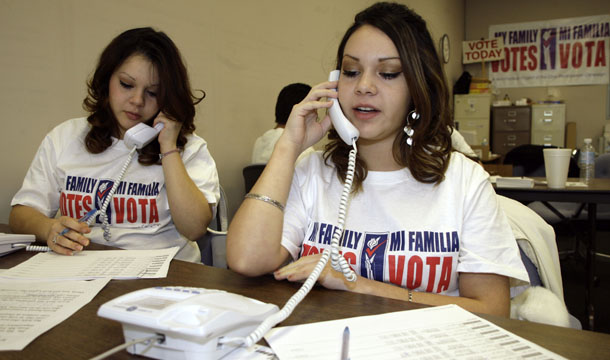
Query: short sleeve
[
  {"left": 11, "top": 133, "right": 63, "bottom": 217},
  {"left": 456, "top": 162, "right": 529, "bottom": 283},
  {"left": 182, "top": 134, "right": 220, "bottom": 214}
]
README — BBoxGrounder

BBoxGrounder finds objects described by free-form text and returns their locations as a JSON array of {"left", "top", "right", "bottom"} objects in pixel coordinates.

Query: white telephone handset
[
  {"left": 328, "top": 70, "right": 359, "bottom": 145},
  {"left": 97, "top": 286, "right": 279, "bottom": 359},
  {"left": 124, "top": 122, "right": 165, "bottom": 149}
]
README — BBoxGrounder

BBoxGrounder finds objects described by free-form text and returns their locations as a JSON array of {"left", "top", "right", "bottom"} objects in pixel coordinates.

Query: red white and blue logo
[
  {"left": 360, "top": 232, "right": 388, "bottom": 282},
  {"left": 95, "top": 179, "right": 115, "bottom": 224}
]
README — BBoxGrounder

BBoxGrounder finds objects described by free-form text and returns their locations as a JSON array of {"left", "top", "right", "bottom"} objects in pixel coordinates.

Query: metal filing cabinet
[
  {"left": 491, "top": 106, "right": 531, "bottom": 156},
  {"left": 454, "top": 94, "right": 491, "bottom": 146},
  {"left": 531, "top": 103, "right": 566, "bottom": 147}
]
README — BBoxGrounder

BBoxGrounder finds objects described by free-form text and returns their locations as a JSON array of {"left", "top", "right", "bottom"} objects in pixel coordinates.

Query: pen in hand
[
  {"left": 341, "top": 326, "right": 350, "bottom": 360},
  {"left": 58, "top": 209, "right": 97, "bottom": 237}
]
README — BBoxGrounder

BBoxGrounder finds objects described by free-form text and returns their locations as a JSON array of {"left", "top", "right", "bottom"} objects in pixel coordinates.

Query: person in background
[
  {"left": 9, "top": 27, "right": 219, "bottom": 262},
  {"left": 251, "top": 83, "right": 315, "bottom": 164},
  {"left": 227, "top": 2, "right": 528, "bottom": 317}
]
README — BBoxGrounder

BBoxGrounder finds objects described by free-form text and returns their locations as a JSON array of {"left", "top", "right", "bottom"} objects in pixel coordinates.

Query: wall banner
[{"left": 489, "top": 15, "right": 610, "bottom": 88}]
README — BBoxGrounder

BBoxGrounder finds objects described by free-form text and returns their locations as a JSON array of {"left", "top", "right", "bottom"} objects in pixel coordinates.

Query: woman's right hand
[
  {"left": 46, "top": 216, "right": 91, "bottom": 255},
  {"left": 279, "top": 80, "right": 338, "bottom": 152}
]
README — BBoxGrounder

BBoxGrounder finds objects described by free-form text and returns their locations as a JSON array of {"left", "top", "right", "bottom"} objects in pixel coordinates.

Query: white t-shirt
[
  {"left": 281, "top": 151, "right": 528, "bottom": 296},
  {"left": 12, "top": 117, "right": 220, "bottom": 262},
  {"left": 252, "top": 127, "right": 315, "bottom": 164}
]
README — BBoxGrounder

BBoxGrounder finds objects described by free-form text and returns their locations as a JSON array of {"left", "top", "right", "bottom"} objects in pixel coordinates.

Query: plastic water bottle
[{"left": 579, "top": 138, "right": 595, "bottom": 185}]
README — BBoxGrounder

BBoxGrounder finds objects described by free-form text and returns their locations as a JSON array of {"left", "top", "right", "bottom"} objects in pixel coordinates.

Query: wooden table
[
  {"left": 1, "top": 243, "right": 610, "bottom": 359},
  {"left": 495, "top": 177, "right": 610, "bottom": 331}
]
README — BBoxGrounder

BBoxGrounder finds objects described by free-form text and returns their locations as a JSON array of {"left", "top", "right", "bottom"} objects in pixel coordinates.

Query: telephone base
[
  {"left": 98, "top": 286, "right": 279, "bottom": 359},
  {"left": 122, "top": 324, "right": 238, "bottom": 360}
]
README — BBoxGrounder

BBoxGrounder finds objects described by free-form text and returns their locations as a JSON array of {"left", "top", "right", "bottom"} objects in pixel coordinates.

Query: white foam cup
[{"left": 543, "top": 148, "right": 572, "bottom": 189}]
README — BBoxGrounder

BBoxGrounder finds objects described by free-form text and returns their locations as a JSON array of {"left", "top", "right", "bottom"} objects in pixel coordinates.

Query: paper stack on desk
[
  {"left": 0, "top": 247, "right": 178, "bottom": 280},
  {"left": 495, "top": 177, "right": 535, "bottom": 188},
  {"left": 0, "top": 278, "right": 110, "bottom": 351},
  {"left": 265, "top": 305, "right": 565, "bottom": 359}
]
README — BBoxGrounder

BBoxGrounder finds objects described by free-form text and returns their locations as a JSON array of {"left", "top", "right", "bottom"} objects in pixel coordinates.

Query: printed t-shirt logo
[{"left": 360, "top": 232, "right": 388, "bottom": 281}]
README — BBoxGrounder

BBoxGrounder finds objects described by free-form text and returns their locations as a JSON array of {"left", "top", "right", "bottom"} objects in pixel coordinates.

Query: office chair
[
  {"left": 503, "top": 144, "right": 548, "bottom": 177},
  {"left": 498, "top": 195, "right": 580, "bottom": 328},
  {"left": 502, "top": 144, "right": 579, "bottom": 177},
  {"left": 243, "top": 164, "right": 265, "bottom": 193},
  {"left": 196, "top": 185, "right": 228, "bottom": 268},
  {"left": 595, "top": 153, "right": 610, "bottom": 178}
]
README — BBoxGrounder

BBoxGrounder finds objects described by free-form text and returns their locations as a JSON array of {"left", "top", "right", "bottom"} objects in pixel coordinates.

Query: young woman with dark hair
[
  {"left": 227, "top": 2, "right": 528, "bottom": 317},
  {"left": 10, "top": 27, "right": 219, "bottom": 262}
]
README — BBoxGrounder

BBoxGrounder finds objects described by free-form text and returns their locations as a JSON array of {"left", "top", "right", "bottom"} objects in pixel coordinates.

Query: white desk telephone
[
  {"left": 0, "top": 233, "right": 36, "bottom": 256},
  {"left": 98, "top": 286, "right": 279, "bottom": 359}
]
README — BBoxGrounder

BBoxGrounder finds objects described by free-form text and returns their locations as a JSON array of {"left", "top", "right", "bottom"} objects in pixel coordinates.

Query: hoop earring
[{"left": 403, "top": 110, "right": 420, "bottom": 146}]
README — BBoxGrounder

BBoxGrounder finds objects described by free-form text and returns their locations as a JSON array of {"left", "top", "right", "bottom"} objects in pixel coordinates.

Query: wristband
[
  {"left": 159, "top": 148, "right": 180, "bottom": 160},
  {"left": 245, "top": 193, "right": 285, "bottom": 212}
]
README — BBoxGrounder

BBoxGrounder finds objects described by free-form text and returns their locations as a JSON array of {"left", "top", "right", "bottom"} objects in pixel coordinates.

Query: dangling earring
[{"left": 403, "top": 110, "right": 420, "bottom": 146}]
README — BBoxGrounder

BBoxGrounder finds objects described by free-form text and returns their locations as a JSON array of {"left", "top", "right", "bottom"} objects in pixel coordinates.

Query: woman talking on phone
[
  {"left": 227, "top": 2, "right": 528, "bottom": 316},
  {"left": 9, "top": 27, "right": 219, "bottom": 262}
]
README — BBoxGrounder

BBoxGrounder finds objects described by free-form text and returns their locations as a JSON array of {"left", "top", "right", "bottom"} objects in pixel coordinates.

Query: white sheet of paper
[
  {"left": 0, "top": 278, "right": 110, "bottom": 351},
  {"left": 0, "top": 247, "right": 178, "bottom": 280},
  {"left": 265, "top": 304, "right": 565, "bottom": 360}
]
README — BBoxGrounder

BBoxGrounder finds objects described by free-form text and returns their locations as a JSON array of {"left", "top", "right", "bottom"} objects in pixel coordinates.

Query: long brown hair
[
  {"left": 324, "top": 2, "right": 452, "bottom": 188},
  {"left": 83, "top": 27, "right": 204, "bottom": 165}
]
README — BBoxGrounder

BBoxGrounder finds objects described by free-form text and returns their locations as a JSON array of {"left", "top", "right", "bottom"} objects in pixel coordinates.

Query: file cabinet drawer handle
[
  {"left": 507, "top": 135, "right": 517, "bottom": 141},
  {"left": 544, "top": 118, "right": 553, "bottom": 123},
  {"left": 544, "top": 110, "right": 553, "bottom": 116},
  {"left": 504, "top": 118, "right": 517, "bottom": 123},
  {"left": 508, "top": 110, "right": 517, "bottom": 116}
]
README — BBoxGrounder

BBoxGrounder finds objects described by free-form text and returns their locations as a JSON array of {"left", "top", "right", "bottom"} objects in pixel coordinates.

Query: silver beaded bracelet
[{"left": 244, "top": 193, "right": 285, "bottom": 212}]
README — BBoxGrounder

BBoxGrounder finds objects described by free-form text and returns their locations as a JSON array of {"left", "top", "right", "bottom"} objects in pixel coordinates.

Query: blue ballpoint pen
[
  {"left": 58, "top": 209, "right": 97, "bottom": 237},
  {"left": 341, "top": 326, "right": 350, "bottom": 360}
]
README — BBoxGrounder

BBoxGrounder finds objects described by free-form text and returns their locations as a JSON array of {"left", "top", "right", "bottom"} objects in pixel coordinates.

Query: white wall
[{"left": 0, "top": 0, "right": 464, "bottom": 224}]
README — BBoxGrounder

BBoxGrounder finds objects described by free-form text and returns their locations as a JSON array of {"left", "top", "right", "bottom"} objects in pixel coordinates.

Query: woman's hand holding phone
[
  {"left": 280, "top": 81, "right": 336, "bottom": 154},
  {"left": 153, "top": 112, "right": 182, "bottom": 154}
]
